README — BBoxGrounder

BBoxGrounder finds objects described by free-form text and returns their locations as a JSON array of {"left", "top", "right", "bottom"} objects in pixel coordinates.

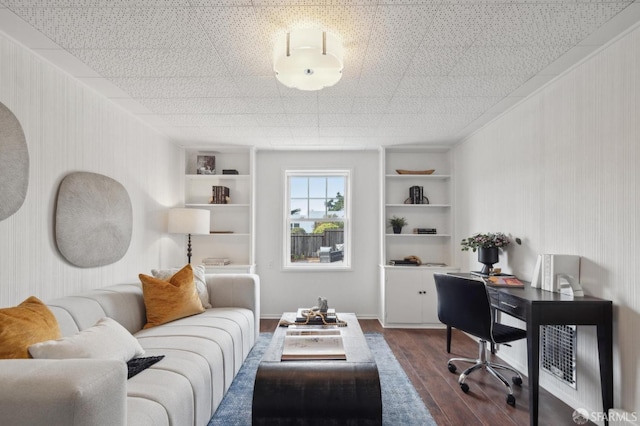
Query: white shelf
[
  {"left": 385, "top": 233, "right": 451, "bottom": 237},
  {"left": 186, "top": 203, "right": 250, "bottom": 208},
  {"left": 385, "top": 174, "right": 450, "bottom": 180},
  {"left": 186, "top": 174, "right": 250, "bottom": 180},
  {"left": 385, "top": 204, "right": 451, "bottom": 208},
  {"left": 381, "top": 264, "right": 455, "bottom": 270},
  {"left": 185, "top": 149, "right": 255, "bottom": 268}
]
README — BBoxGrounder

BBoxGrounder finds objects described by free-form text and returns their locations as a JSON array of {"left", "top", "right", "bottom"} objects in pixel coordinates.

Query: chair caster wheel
[
  {"left": 507, "top": 394, "right": 516, "bottom": 407},
  {"left": 448, "top": 363, "right": 457, "bottom": 373},
  {"left": 460, "top": 383, "right": 469, "bottom": 393},
  {"left": 512, "top": 376, "right": 523, "bottom": 386}
]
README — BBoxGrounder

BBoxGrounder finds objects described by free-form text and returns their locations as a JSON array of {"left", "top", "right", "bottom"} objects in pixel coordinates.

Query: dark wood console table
[
  {"left": 252, "top": 313, "right": 382, "bottom": 425},
  {"left": 450, "top": 274, "right": 613, "bottom": 426}
]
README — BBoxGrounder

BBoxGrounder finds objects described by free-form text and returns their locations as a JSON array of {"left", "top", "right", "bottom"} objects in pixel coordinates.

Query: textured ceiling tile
[
  {"left": 317, "top": 77, "right": 360, "bottom": 97},
  {"left": 386, "top": 97, "right": 425, "bottom": 114},
  {"left": 394, "top": 76, "right": 445, "bottom": 97},
  {"left": 215, "top": 47, "right": 275, "bottom": 77},
  {"left": 254, "top": 114, "right": 288, "bottom": 127},
  {"left": 418, "top": 97, "right": 502, "bottom": 115},
  {"left": 318, "top": 97, "right": 354, "bottom": 113},
  {"left": 359, "top": 44, "right": 414, "bottom": 77},
  {"left": 4, "top": 1, "right": 191, "bottom": 6},
  {"left": 282, "top": 96, "right": 319, "bottom": 114},
  {"left": 256, "top": 5, "right": 377, "bottom": 47},
  {"left": 422, "top": 4, "right": 497, "bottom": 47},
  {"left": 382, "top": 114, "right": 430, "bottom": 127},
  {"left": 69, "top": 49, "right": 229, "bottom": 77},
  {"left": 319, "top": 126, "right": 381, "bottom": 137},
  {"left": 290, "top": 127, "right": 319, "bottom": 138},
  {"left": 194, "top": 7, "right": 275, "bottom": 76},
  {"left": 351, "top": 97, "right": 390, "bottom": 114},
  {"left": 287, "top": 114, "right": 319, "bottom": 127},
  {"left": 13, "top": 7, "right": 208, "bottom": 49},
  {"left": 474, "top": 3, "right": 632, "bottom": 47},
  {"left": 109, "top": 77, "right": 241, "bottom": 98},
  {"left": 319, "top": 113, "right": 382, "bottom": 127},
  {"left": 435, "top": 76, "right": 528, "bottom": 97},
  {"left": 146, "top": 114, "right": 259, "bottom": 127},
  {"left": 356, "top": 75, "right": 402, "bottom": 97},
  {"left": 189, "top": 0, "right": 251, "bottom": 5},
  {"left": 450, "top": 45, "right": 571, "bottom": 76},
  {"left": 248, "top": 127, "right": 293, "bottom": 137},
  {"left": 368, "top": 4, "right": 439, "bottom": 46},
  {"left": 233, "top": 76, "right": 282, "bottom": 97},
  {"left": 405, "top": 46, "right": 467, "bottom": 76},
  {"left": 247, "top": 97, "right": 290, "bottom": 114}
]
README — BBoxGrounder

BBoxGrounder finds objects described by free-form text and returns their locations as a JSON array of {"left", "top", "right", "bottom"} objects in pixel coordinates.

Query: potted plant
[
  {"left": 461, "top": 232, "right": 521, "bottom": 275},
  {"left": 388, "top": 216, "right": 408, "bottom": 234}
]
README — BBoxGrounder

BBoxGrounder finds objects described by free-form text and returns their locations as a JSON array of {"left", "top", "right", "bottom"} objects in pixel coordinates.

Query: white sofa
[{"left": 0, "top": 273, "right": 260, "bottom": 426}]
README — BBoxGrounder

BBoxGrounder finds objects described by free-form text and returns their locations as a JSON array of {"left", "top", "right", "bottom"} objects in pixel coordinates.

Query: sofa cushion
[
  {"left": 0, "top": 296, "right": 61, "bottom": 359},
  {"left": 28, "top": 317, "right": 145, "bottom": 362},
  {"left": 151, "top": 264, "right": 212, "bottom": 309},
  {"left": 139, "top": 264, "right": 205, "bottom": 329}
]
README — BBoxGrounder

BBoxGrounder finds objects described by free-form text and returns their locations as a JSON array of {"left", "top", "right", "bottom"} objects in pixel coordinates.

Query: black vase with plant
[
  {"left": 388, "top": 216, "right": 408, "bottom": 234},
  {"left": 460, "top": 232, "right": 520, "bottom": 275}
]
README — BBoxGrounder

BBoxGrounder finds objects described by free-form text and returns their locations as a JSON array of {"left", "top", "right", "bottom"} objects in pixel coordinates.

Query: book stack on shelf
[
  {"left": 413, "top": 228, "right": 437, "bottom": 234},
  {"left": 388, "top": 259, "right": 420, "bottom": 266},
  {"left": 211, "top": 186, "right": 230, "bottom": 204},
  {"left": 203, "top": 257, "right": 230, "bottom": 266},
  {"left": 281, "top": 326, "right": 346, "bottom": 361}
]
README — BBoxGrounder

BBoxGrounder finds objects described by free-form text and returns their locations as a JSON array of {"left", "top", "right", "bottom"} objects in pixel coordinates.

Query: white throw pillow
[
  {"left": 151, "top": 264, "right": 212, "bottom": 308},
  {"left": 28, "top": 317, "right": 145, "bottom": 362}
]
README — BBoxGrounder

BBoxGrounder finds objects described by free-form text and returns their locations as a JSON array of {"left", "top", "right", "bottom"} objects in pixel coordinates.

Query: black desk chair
[{"left": 433, "top": 273, "right": 526, "bottom": 406}]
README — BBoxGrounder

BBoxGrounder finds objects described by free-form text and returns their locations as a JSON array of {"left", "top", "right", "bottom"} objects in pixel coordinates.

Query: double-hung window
[{"left": 284, "top": 170, "right": 351, "bottom": 269}]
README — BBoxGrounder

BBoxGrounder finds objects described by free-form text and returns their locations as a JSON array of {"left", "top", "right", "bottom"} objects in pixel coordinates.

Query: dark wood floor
[{"left": 261, "top": 318, "right": 590, "bottom": 426}]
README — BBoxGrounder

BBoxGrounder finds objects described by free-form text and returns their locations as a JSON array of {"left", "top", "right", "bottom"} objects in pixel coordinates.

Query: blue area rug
[{"left": 209, "top": 332, "right": 436, "bottom": 426}]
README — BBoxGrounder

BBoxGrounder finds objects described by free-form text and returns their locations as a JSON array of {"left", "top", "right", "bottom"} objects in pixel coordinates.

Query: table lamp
[{"left": 168, "top": 208, "right": 210, "bottom": 264}]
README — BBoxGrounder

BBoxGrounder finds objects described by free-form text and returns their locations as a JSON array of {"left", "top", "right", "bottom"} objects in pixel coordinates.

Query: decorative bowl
[{"left": 395, "top": 169, "right": 435, "bottom": 175}]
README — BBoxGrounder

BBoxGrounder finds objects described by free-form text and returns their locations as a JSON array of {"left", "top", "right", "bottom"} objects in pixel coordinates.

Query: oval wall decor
[
  {"left": 56, "top": 171, "right": 133, "bottom": 267},
  {"left": 0, "top": 102, "right": 29, "bottom": 221}
]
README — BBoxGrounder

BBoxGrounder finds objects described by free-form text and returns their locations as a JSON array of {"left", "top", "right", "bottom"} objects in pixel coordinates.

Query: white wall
[
  {"left": 452, "top": 24, "right": 640, "bottom": 418},
  {"left": 0, "top": 32, "right": 184, "bottom": 307},
  {"left": 255, "top": 150, "right": 380, "bottom": 318}
]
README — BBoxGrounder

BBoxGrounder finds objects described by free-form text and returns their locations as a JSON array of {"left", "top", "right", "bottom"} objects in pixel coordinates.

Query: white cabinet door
[
  {"left": 420, "top": 271, "right": 440, "bottom": 324},
  {"left": 384, "top": 268, "right": 424, "bottom": 324},
  {"left": 383, "top": 267, "right": 456, "bottom": 326}
]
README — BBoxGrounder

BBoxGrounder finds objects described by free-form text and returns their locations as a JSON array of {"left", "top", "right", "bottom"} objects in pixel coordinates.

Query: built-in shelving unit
[
  {"left": 379, "top": 146, "right": 458, "bottom": 327},
  {"left": 184, "top": 148, "right": 255, "bottom": 274}
]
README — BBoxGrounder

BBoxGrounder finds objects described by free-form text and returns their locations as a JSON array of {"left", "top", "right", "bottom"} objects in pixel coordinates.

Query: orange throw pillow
[
  {"left": 139, "top": 264, "right": 205, "bottom": 329},
  {"left": 0, "top": 296, "right": 61, "bottom": 359}
]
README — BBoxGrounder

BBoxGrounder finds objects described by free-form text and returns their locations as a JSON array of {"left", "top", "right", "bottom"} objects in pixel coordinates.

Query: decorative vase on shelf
[
  {"left": 393, "top": 226, "right": 402, "bottom": 234},
  {"left": 477, "top": 247, "right": 499, "bottom": 275}
]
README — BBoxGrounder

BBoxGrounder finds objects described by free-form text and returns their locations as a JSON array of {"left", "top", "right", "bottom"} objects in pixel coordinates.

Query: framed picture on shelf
[{"left": 197, "top": 155, "right": 216, "bottom": 175}]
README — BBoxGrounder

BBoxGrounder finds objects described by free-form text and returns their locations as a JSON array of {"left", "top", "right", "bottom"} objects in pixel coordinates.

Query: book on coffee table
[
  {"left": 286, "top": 326, "right": 341, "bottom": 336},
  {"left": 281, "top": 334, "right": 346, "bottom": 361}
]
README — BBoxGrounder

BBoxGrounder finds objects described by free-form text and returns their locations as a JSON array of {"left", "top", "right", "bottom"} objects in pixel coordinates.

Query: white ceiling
[{"left": 1, "top": 0, "right": 639, "bottom": 150}]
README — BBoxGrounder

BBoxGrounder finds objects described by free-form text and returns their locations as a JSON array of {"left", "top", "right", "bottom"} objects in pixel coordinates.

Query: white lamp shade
[
  {"left": 168, "top": 208, "right": 210, "bottom": 235},
  {"left": 274, "top": 29, "right": 343, "bottom": 91}
]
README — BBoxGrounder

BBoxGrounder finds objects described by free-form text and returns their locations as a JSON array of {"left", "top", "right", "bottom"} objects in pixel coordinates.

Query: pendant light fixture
[{"left": 273, "top": 29, "right": 343, "bottom": 91}]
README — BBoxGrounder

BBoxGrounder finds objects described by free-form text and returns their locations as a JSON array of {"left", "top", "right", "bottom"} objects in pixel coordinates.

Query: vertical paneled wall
[
  {"left": 0, "top": 33, "right": 184, "bottom": 307},
  {"left": 453, "top": 25, "right": 639, "bottom": 415}
]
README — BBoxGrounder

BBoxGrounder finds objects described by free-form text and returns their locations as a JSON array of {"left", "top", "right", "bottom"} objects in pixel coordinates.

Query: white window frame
[{"left": 283, "top": 169, "right": 351, "bottom": 270}]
